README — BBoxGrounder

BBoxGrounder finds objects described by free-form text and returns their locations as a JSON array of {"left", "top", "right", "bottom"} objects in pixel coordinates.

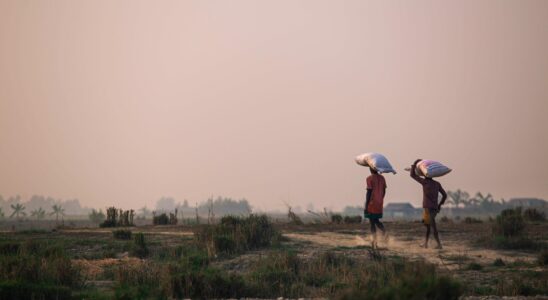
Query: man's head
[{"left": 369, "top": 167, "right": 378, "bottom": 175}]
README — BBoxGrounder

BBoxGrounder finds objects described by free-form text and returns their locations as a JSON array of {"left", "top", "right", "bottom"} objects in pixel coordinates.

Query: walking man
[
  {"left": 364, "top": 167, "right": 387, "bottom": 248},
  {"left": 410, "top": 159, "right": 447, "bottom": 249}
]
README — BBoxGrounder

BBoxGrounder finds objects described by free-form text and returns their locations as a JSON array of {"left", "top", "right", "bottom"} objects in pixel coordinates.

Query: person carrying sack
[
  {"left": 410, "top": 159, "right": 447, "bottom": 249},
  {"left": 364, "top": 167, "right": 388, "bottom": 248}
]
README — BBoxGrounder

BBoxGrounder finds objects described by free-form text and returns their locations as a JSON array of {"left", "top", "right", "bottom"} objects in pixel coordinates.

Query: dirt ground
[
  {"left": 283, "top": 221, "right": 540, "bottom": 267},
  {"left": 2, "top": 220, "right": 546, "bottom": 298}
]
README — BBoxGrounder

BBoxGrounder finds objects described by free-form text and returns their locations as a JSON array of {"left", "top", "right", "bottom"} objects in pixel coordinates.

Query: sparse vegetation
[
  {"left": 331, "top": 214, "right": 343, "bottom": 224},
  {"left": 131, "top": 232, "right": 149, "bottom": 258},
  {"left": 196, "top": 214, "right": 280, "bottom": 257},
  {"left": 465, "top": 262, "right": 483, "bottom": 271},
  {"left": 493, "top": 208, "right": 525, "bottom": 237},
  {"left": 523, "top": 208, "right": 546, "bottom": 222},
  {"left": 112, "top": 229, "right": 132, "bottom": 240},
  {"left": 464, "top": 216, "right": 483, "bottom": 224},
  {"left": 538, "top": 250, "right": 548, "bottom": 266},
  {"left": 343, "top": 215, "right": 362, "bottom": 224},
  {"left": 0, "top": 240, "right": 82, "bottom": 299},
  {"left": 0, "top": 209, "right": 545, "bottom": 299},
  {"left": 484, "top": 207, "right": 546, "bottom": 251},
  {"left": 100, "top": 207, "right": 135, "bottom": 227},
  {"left": 152, "top": 212, "right": 169, "bottom": 225},
  {"left": 493, "top": 258, "right": 505, "bottom": 266},
  {"left": 152, "top": 209, "right": 178, "bottom": 225}
]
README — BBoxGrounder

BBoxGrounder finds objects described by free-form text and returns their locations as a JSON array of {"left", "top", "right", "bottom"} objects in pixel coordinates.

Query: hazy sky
[{"left": 1, "top": 1, "right": 547, "bottom": 211}]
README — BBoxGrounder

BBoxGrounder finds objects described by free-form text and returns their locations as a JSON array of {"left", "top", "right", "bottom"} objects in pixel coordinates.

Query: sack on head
[
  {"left": 355, "top": 153, "right": 396, "bottom": 174},
  {"left": 415, "top": 160, "right": 451, "bottom": 178}
]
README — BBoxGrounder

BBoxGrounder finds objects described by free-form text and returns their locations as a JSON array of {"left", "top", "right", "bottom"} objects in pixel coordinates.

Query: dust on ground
[{"left": 283, "top": 221, "right": 539, "bottom": 268}]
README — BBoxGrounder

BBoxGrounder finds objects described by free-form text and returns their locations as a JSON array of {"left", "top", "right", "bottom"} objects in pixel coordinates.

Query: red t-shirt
[{"left": 366, "top": 174, "right": 387, "bottom": 214}]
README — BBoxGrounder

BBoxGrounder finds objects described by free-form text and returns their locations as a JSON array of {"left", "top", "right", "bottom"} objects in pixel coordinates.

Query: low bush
[
  {"left": 343, "top": 215, "right": 362, "bottom": 224},
  {"left": 0, "top": 281, "right": 71, "bottom": 300},
  {"left": 464, "top": 217, "right": 482, "bottom": 224},
  {"left": 538, "top": 250, "right": 548, "bottom": 266},
  {"left": 331, "top": 214, "right": 343, "bottom": 224},
  {"left": 493, "top": 208, "right": 524, "bottom": 237},
  {"left": 195, "top": 214, "right": 280, "bottom": 257},
  {"left": 493, "top": 258, "right": 505, "bottom": 266},
  {"left": 100, "top": 207, "right": 135, "bottom": 227},
  {"left": 153, "top": 213, "right": 169, "bottom": 225},
  {"left": 248, "top": 250, "right": 461, "bottom": 299},
  {"left": 112, "top": 229, "right": 132, "bottom": 240},
  {"left": 131, "top": 232, "right": 149, "bottom": 258},
  {"left": 114, "top": 245, "right": 462, "bottom": 299},
  {"left": 0, "top": 240, "right": 82, "bottom": 299},
  {"left": 523, "top": 208, "right": 546, "bottom": 222},
  {"left": 492, "top": 236, "right": 542, "bottom": 251},
  {"left": 465, "top": 262, "right": 483, "bottom": 271}
]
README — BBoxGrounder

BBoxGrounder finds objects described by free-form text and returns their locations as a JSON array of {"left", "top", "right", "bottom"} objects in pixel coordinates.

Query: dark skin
[
  {"left": 411, "top": 159, "right": 447, "bottom": 249},
  {"left": 365, "top": 167, "right": 386, "bottom": 245}
]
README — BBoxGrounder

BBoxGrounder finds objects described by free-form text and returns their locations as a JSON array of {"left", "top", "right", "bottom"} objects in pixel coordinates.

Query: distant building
[
  {"left": 384, "top": 202, "right": 419, "bottom": 218},
  {"left": 508, "top": 198, "right": 547, "bottom": 208}
]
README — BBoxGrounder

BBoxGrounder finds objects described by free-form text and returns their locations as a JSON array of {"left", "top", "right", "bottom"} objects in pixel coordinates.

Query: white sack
[
  {"left": 414, "top": 160, "right": 452, "bottom": 178},
  {"left": 355, "top": 153, "right": 396, "bottom": 174}
]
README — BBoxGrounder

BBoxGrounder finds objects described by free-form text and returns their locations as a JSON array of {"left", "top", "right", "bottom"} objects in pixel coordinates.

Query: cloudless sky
[{"left": 1, "top": 0, "right": 547, "bottom": 211}]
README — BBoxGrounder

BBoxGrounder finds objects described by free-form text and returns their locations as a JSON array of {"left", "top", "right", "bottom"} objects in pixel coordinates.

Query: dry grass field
[{"left": 0, "top": 211, "right": 546, "bottom": 299}]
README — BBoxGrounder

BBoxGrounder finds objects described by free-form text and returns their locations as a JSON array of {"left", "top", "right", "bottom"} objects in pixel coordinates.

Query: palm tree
[
  {"left": 31, "top": 207, "right": 46, "bottom": 220},
  {"left": 476, "top": 192, "right": 493, "bottom": 203},
  {"left": 475, "top": 192, "right": 495, "bottom": 211},
  {"left": 50, "top": 204, "right": 65, "bottom": 222},
  {"left": 10, "top": 203, "right": 26, "bottom": 220},
  {"left": 447, "top": 189, "right": 469, "bottom": 209}
]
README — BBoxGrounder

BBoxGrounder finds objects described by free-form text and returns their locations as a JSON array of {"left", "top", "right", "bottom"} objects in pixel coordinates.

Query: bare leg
[
  {"left": 370, "top": 218, "right": 378, "bottom": 248},
  {"left": 423, "top": 225, "right": 431, "bottom": 248},
  {"left": 431, "top": 217, "right": 442, "bottom": 249},
  {"left": 376, "top": 220, "right": 385, "bottom": 234},
  {"left": 375, "top": 220, "right": 387, "bottom": 242}
]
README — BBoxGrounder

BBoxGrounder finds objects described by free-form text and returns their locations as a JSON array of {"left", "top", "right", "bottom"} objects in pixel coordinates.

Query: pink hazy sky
[{"left": 1, "top": 1, "right": 547, "bottom": 211}]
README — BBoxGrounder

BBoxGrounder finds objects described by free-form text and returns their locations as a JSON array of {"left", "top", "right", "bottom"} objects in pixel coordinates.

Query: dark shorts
[{"left": 365, "top": 213, "right": 383, "bottom": 219}]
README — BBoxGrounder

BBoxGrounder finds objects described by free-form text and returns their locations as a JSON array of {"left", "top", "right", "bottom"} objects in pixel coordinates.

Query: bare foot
[{"left": 419, "top": 243, "right": 428, "bottom": 249}]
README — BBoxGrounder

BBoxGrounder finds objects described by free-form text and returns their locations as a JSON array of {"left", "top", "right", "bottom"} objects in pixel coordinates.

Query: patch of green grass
[
  {"left": 195, "top": 214, "right": 280, "bottom": 257},
  {"left": 465, "top": 262, "right": 483, "bottom": 271},
  {"left": 0, "top": 240, "right": 83, "bottom": 299},
  {"left": 112, "top": 229, "right": 132, "bottom": 240},
  {"left": 131, "top": 232, "right": 149, "bottom": 258},
  {"left": 538, "top": 250, "right": 548, "bottom": 266},
  {"left": 493, "top": 258, "right": 505, "bottom": 266},
  {"left": 492, "top": 236, "right": 544, "bottom": 251}
]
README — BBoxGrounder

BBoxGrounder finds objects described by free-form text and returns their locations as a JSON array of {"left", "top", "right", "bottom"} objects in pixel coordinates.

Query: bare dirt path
[{"left": 284, "top": 231, "right": 537, "bottom": 269}]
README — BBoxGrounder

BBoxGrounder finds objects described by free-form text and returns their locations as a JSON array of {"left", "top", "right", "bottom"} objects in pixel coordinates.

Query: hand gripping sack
[
  {"left": 355, "top": 153, "right": 396, "bottom": 174},
  {"left": 415, "top": 160, "right": 451, "bottom": 178}
]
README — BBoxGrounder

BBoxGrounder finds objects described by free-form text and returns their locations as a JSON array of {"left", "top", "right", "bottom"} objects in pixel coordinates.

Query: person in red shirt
[
  {"left": 364, "top": 167, "right": 387, "bottom": 248},
  {"left": 410, "top": 159, "right": 447, "bottom": 249}
]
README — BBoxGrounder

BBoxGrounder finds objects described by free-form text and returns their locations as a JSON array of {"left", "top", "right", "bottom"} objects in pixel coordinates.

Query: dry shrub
[
  {"left": 493, "top": 208, "right": 524, "bottom": 237},
  {"left": 0, "top": 240, "right": 82, "bottom": 299},
  {"left": 523, "top": 208, "right": 546, "bottom": 222},
  {"left": 112, "top": 229, "right": 132, "bottom": 240},
  {"left": 195, "top": 214, "right": 279, "bottom": 257}
]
